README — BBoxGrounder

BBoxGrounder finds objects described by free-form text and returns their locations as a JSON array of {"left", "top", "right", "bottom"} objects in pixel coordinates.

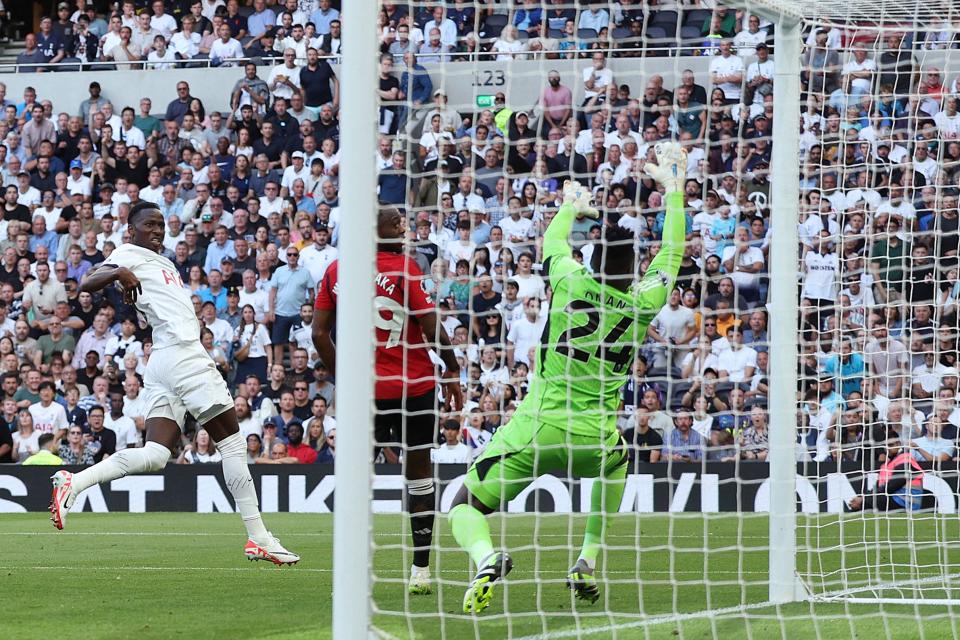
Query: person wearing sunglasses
[{"left": 58, "top": 426, "right": 95, "bottom": 465}]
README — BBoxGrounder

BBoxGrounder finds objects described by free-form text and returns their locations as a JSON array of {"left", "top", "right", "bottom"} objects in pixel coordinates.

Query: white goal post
[{"left": 332, "top": 0, "right": 960, "bottom": 636}]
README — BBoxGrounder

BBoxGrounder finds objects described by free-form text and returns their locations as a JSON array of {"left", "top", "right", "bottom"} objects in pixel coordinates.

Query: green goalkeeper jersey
[{"left": 518, "top": 192, "right": 686, "bottom": 437}]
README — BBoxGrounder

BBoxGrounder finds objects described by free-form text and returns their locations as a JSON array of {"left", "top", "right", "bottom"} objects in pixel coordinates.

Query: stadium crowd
[{"left": 3, "top": 1, "right": 960, "bottom": 472}]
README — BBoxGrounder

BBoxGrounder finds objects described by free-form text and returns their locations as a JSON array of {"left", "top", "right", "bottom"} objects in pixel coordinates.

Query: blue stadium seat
[
  {"left": 480, "top": 14, "right": 507, "bottom": 39},
  {"left": 651, "top": 10, "right": 679, "bottom": 28},
  {"left": 646, "top": 25, "right": 668, "bottom": 43},
  {"left": 612, "top": 26, "right": 631, "bottom": 40},
  {"left": 577, "top": 28, "right": 598, "bottom": 41},
  {"left": 683, "top": 9, "right": 712, "bottom": 28}
]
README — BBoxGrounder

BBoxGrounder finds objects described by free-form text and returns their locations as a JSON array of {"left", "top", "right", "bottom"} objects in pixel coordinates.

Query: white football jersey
[{"left": 105, "top": 243, "right": 200, "bottom": 349}]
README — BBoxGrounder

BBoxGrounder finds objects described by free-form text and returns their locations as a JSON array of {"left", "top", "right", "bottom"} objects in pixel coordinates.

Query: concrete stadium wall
[{"left": 3, "top": 51, "right": 959, "bottom": 118}]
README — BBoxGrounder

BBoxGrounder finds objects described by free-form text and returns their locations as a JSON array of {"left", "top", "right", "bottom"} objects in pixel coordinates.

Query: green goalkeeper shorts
[{"left": 464, "top": 416, "right": 628, "bottom": 511}]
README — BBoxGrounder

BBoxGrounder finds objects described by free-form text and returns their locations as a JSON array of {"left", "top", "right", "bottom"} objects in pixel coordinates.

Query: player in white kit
[{"left": 49, "top": 202, "right": 299, "bottom": 565}]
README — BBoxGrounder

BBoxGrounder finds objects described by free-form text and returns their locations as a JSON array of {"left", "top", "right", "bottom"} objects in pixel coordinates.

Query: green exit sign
[{"left": 476, "top": 95, "right": 495, "bottom": 108}]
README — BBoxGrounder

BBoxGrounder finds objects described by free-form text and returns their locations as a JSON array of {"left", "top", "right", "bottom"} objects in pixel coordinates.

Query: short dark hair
[
  {"left": 38, "top": 433, "right": 55, "bottom": 449},
  {"left": 590, "top": 224, "right": 635, "bottom": 278},
  {"left": 129, "top": 200, "right": 160, "bottom": 227},
  {"left": 38, "top": 381, "right": 55, "bottom": 393}
]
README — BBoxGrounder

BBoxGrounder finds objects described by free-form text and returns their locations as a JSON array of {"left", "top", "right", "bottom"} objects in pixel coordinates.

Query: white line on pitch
[
  {"left": 511, "top": 601, "right": 782, "bottom": 640},
  {"left": 0, "top": 564, "right": 769, "bottom": 577},
  {"left": 0, "top": 565, "right": 330, "bottom": 573},
  {"left": 0, "top": 531, "right": 720, "bottom": 539}
]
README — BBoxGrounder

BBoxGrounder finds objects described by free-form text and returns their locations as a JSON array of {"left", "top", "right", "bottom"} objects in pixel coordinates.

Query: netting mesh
[{"left": 361, "top": 1, "right": 960, "bottom": 636}]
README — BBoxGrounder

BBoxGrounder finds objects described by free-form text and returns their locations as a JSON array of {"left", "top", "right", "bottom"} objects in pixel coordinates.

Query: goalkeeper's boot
[
  {"left": 566, "top": 559, "right": 600, "bottom": 604},
  {"left": 49, "top": 470, "right": 77, "bottom": 530},
  {"left": 462, "top": 551, "right": 513, "bottom": 614},
  {"left": 408, "top": 564, "right": 433, "bottom": 595},
  {"left": 244, "top": 532, "right": 300, "bottom": 566}
]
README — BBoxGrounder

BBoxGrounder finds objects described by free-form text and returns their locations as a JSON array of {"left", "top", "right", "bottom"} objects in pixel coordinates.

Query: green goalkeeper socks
[
  {"left": 449, "top": 503, "right": 496, "bottom": 568},
  {"left": 579, "top": 470, "right": 628, "bottom": 570}
]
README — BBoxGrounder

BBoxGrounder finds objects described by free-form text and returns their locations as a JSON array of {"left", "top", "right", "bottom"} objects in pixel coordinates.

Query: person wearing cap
[
  {"left": 424, "top": 86, "right": 462, "bottom": 133},
  {"left": 418, "top": 112, "right": 446, "bottom": 164},
  {"left": 66, "top": 160, "right": 92, "bottom": 199},
  {"left": 16, "top": 171, "right": 41, "bottom": 210},
  {"left": 745, "top": 41, "right": 774, "bottom": 106},
  {"left": 280, "top": 150, "right": 310, "bottom": 197},
  {"left": 299, "top": 221, "right": 337, "bottom": 283}
]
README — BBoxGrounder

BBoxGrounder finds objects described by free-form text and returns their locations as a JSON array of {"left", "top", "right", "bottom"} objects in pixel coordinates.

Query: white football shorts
[{"left": 141, "top": 341, "right": 234, "bottom": 427}]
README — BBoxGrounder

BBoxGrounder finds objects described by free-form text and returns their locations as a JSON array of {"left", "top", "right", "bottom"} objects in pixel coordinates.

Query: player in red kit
[{"left": 313, "top": 206, "right": 463, "bottom": 595}]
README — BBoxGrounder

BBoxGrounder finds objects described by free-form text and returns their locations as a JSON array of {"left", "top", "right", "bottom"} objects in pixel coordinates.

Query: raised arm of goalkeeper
[
  {"left": 632, "top": 142, "right": 688, "bottom": 308},
  {"left": 543, "top": 143, "right": 687, "bottom": 306}
]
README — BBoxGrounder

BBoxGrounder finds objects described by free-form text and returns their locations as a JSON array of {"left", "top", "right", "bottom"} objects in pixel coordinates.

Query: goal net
[
  {"left": 781, "top": 0, "right": 960, "bottom": 607},
  {"left": 339, "top": 0, "right": 960, "bottom": 637}
]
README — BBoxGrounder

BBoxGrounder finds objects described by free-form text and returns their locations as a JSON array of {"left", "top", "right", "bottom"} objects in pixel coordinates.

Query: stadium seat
[
  {"left": 682, "top": 9, "right": 712, "bottom": 28},
  {"left": 482, "top": 14, "right": 509, "bottom": 31},
  {"left": 651, "top": 10, "right": 679, "bottom": 29},
  {"left": 646, "top": 26, "right": 668, "bottom": 43},
  {"left": 237, "top": 5, "right": 254, "bottom": 18},
  {"left": 548, "top": 28, "right": 565, "bottom": 39},
  {"left": 577, "top": 28, "right": 598, "bottom": 41},
  {"left": 649, "top": 19, "right": 677, "bottom": 39},
  {"left": 612, "top": 26, "right": 631, "bottom": 40}
]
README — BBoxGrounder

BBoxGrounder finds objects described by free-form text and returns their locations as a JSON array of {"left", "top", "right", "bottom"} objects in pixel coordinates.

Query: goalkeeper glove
[
  {"left": 562, "top": 180, "right": 599, "bottom": 218},
  {"left": 643, "top": 142, "right": 688, "bottom": 194}
]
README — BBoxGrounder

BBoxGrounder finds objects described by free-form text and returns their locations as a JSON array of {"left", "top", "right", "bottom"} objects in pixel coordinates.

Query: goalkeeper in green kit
[{"left": 448, "top": 142, "right": 689, "bottom": 613}]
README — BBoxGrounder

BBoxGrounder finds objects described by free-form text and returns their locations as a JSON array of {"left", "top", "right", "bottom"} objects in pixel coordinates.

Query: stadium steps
[{"left": 0, "top": 39, "right": 24, "bottom": 69}]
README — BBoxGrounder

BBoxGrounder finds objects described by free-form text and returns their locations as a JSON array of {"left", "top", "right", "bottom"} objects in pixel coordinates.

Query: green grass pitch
[{"left": 1, "top": 512, "right": 958, "bottom": 639}]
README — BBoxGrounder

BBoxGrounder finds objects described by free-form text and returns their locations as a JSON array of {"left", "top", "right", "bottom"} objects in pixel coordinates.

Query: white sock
[
  {"left": 216, "top": 432, "right": 269, "bottom": 540},
  {"left": 72, "top": 442, "right": 171, "bottom": 494}
]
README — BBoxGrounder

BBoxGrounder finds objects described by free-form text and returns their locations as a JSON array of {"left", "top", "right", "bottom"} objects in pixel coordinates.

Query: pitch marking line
[
  {"left": 0, "top": 564, "right": 769, "bottom": 577},
  {"left": 0, "top": 565, "right": 330, "bottom": 573},
  {"left": 512, "top": 601, "right": 780, "bottom": 640},
  {"left": 2, "top": 530, "right": 720, "bottom": 540}
]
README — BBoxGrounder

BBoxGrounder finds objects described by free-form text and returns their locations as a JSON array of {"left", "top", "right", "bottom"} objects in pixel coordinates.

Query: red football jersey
[{"left": 315, "top": 251, "right": 437, "bottom": 400}]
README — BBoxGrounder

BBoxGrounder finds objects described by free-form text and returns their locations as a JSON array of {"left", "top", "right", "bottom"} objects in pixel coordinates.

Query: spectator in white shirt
[
  {"left": 709, "top": 40, "right": 745, "bottom": 102},
  {"left": 149, "top": 0, "right": 178, "bottom": 40},
  {"left": 147, "top": 34, "right": 178, "bottom": 69},
  {"left": 935, "top": 95, "right": 960, "bottom": 139},
  {"left": 423, "top": 5, "right": 458, "bottom": 49},
  {"left": 721, "top": 227, "right": 765, "bottom": 305},
  {"left": 210, "top": 23, "right": 244, "bottom": 66},
  {"left": 646, "top": 288, "right": 697, "bottom": 369},
  {"left": 717, "top": 327, "right": 758, "bottom": 383},
  {"left": 506, "top": 297, "right": 546, "bottom": 367},
  {"left": 499, "top": 196, "right": 533, "bottom": 256},
  {"left": 733, "top": 14, "right": 767, "bottom": 58},
  {"left": 443, "top": 220, "right": 477, "bottom": 269},
  {"left": 66, "top": 160, "right": 92, "bottom": 198},
  {"left": 170, "top": 15, "right": 201, "bottom": 60},
  {"left": 431, "top": 420, "right": 472, "bottom": 464}
]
